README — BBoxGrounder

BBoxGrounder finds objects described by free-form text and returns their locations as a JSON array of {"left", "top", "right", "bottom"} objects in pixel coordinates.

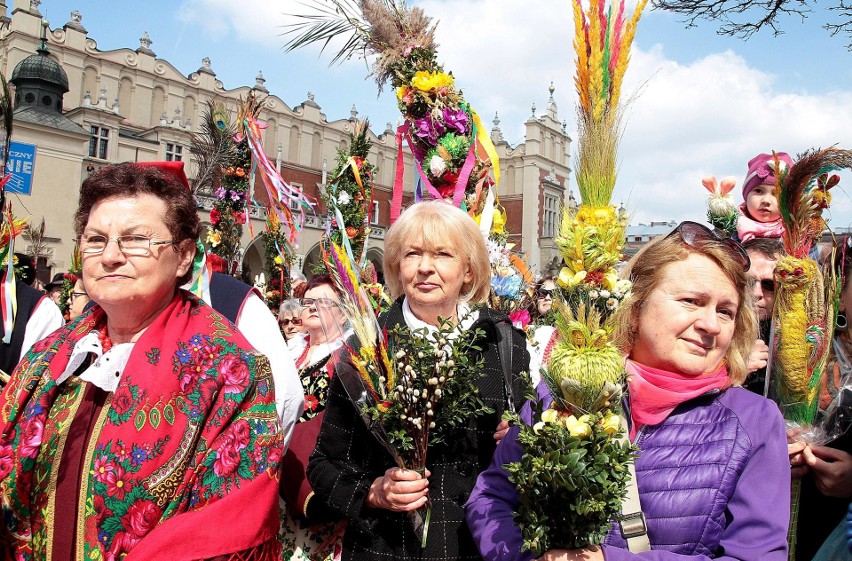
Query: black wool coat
[{"left": 306, "top": 299, "right": 529, "bottom": 561}]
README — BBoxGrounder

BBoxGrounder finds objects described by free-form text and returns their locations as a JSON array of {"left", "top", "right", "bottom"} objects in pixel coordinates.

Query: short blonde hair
[
  {"left": 383, "top": 201, "right": 491, "bottom": 304},
  {"left": 611, "top": 230, "right": 757, "bottom": 384}
]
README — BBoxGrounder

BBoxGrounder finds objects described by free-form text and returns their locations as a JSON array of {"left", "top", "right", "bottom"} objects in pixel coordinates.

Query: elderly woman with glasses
[
  {"left": 0, "top": 163, "right": 283, "bottom": 560},
  {"left": 467, "top": 221, "right": 790, "bottom": 561},
  {"left": 280, "top": 274, "right": 351, "bottom": 560},
  {"left": 278, "top": 298, "right": 305, "bottom": 343},
  {"left": 305, "top": 201, "right": 530, "bottom": 561}
]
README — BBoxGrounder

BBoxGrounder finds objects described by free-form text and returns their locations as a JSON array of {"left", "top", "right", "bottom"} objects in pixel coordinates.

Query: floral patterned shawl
[{"left": 0, "top": 292, "right": 283, "bottom": 560}]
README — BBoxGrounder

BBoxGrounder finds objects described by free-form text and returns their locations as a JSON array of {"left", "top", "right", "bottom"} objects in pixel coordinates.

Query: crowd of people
[{"left": 0, "top": 155, "right": 848, "bottom": 561}]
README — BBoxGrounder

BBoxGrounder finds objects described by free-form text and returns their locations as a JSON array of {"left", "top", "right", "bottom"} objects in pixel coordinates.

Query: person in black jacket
[{"left": 307, "top": 200, "right": 529, "bottom": 561}]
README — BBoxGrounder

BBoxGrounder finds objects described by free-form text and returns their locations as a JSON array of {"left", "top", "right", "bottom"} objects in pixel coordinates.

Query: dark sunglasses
[
  {"left": 665, "top": 221, "right": 751, "bottom": 272},
  {"left": 758, "top": 279, "right": 776, "bottom": 293},
  {"left": 537, "top": 288, "right": 554, "bottom": 298},
  {"left": 280, "top": 317, "right": 303, "bottom": 326}
]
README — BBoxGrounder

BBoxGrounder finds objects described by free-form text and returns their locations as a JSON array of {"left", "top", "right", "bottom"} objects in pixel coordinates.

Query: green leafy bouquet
[
  {"left": 341, "top": 315, "right": 490, "bottom": 547},
  {"left": 324, "top": 241, "right": 490, "bottom": 546},
  {"left": 505, "top": 398, "right": 635, "bottom": 553}
]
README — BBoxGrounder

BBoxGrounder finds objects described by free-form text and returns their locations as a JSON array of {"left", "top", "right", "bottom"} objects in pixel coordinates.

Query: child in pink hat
[{"left": 736, "top": 152, "right": 793, "bottom": 242}]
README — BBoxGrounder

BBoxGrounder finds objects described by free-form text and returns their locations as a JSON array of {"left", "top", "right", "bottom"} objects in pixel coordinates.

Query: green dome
[{"left": 11, "top": 49, "right": 69, "bottom": 93}]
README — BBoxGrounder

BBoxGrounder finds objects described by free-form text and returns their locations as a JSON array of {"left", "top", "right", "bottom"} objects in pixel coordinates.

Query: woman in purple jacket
[{"left": 466, "top": 222, "right": 790, "bottom": 561}]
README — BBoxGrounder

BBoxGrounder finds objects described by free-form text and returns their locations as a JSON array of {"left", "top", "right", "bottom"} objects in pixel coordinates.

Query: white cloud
[{"left": 179, "top": 0, "right": 852, "bottom": 227}]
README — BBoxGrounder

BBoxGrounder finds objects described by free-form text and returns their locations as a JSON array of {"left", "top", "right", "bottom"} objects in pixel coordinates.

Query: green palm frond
[{"left": 282, "top": 0, "right": 373, "bottom": 66}]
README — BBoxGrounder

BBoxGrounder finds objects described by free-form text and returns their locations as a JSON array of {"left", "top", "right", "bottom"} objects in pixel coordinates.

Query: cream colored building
[{"left": 0, "top": 0, "right": 573, "bottom": 283}]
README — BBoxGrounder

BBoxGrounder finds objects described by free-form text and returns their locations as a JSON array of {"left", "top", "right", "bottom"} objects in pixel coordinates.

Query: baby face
[{"left": 745, "top": 184, "right": 781, "bottom": 223}]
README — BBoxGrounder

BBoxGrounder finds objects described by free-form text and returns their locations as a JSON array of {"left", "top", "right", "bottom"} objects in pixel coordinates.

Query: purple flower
[
  {"left": 215, "top": 186, "right": 227, "bottom": 199},
  {"left": 230, "top": 190, "right": 242, "bottom": 202},
  {"left": 442, "top": 108, "right": 469, "bottom": 135},
  {"left": 413, "top": 116, "right": 444, "bottom": 146}
]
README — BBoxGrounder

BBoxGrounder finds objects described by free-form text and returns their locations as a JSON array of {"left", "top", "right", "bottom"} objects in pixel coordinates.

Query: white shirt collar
[
  {"left": 401, "top": 297, "right": 479, "bottom": 339},
  {"left": 56, "top": 330, "right": 135, "bottom": 393}
]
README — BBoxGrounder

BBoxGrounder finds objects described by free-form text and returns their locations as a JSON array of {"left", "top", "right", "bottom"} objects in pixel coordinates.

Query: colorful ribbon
[
  {"left": 184, "top": 239, "right": 212, "bottom": 304},
  {"left": 1, "top": 220, "right": 16, "bottom": 345},
  {"left": 243, "top": 117, "right": 316, "bottom": 245}
]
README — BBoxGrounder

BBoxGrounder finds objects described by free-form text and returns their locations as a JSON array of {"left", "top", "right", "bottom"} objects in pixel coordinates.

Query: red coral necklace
[{"left": 98, "top": 329, "right": 113, "bottom": 353}]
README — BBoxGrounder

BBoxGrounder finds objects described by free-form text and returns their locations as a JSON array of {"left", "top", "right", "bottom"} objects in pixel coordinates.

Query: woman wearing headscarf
[{"left": 0, "top": 162, "right": 283, "bottom": 560}]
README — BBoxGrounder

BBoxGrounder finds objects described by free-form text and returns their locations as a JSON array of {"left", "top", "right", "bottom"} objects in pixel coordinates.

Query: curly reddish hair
[{"left": 74, "top": 162, "right": 201, "bottom": 285}]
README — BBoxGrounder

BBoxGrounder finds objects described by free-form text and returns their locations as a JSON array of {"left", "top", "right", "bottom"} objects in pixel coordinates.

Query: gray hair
[{"left": 278, "top": 298, "right": 303, "bottom": 321}]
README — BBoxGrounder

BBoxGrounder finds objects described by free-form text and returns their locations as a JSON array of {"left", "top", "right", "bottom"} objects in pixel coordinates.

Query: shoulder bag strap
[
  {"left": 618, "top": 414, "right": 651, "bottom": 552},
  {"left": 495, "top": 322, "right": 516, "bottom": 414}
]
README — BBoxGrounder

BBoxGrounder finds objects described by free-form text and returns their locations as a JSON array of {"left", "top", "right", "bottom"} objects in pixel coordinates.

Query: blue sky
[{"left": 38, "top": 0, "right": 852, "bottom": 227}]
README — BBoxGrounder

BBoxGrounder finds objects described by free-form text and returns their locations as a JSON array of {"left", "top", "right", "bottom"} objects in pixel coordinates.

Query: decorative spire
[
  {"left": 350, "top": 104, "right": 358, "bottom": 120},
  {"left": 530, "top": 102, "right": 536, "bottom": 119},
  {"left": 37, "top": 18, "right": 49, "bottom": 54},
  {"left": 490, "top": 111, "right": 503, "bottom": 143},
  {"left": 64, "top": 10, "right": 86, "bottom": 33},
  {"left": 137, "top": 31, "right": 155, "bottom": 56},
  {"left": 254, "top": 71, "right": 268, "bottom": 93},
  {"left": 547, "top": 82, "right": 558, "bottom": 120},
  {"left": 198, "top": 57, "right": 215, "bottom": 76}
]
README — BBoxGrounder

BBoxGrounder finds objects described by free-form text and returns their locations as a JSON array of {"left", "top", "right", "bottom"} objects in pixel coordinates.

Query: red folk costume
[{"left": 0, "top": 292, "right": 284, "bottom": 560}]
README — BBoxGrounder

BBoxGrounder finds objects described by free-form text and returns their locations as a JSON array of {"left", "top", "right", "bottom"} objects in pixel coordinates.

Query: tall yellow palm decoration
[{"left": 547, "top": 0, "right": 647, "bottom": 413}]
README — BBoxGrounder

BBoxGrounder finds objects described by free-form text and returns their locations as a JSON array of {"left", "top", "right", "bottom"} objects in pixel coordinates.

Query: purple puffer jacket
[{"left": 466, "top": 385, "right": 790, "bottom": 561}]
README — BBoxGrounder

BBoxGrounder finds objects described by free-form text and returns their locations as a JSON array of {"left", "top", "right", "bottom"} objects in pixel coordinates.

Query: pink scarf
[
  {"left": 626, "top": 359, "right": 731, "bottom": 440},
  {"left": 735, "top": 203, "right": 785, "bottom": 243}
]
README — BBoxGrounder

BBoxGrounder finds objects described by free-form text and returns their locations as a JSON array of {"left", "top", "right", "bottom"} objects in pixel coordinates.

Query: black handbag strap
[{"left": 496, "top": 322, "right": 516, "bottom": 414}]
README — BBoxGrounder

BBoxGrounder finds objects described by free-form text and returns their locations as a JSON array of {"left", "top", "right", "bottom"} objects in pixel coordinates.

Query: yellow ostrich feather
[
  {"left": 587, "top": 8, "right": 605, "bottom": 120},
  {"left": 573, "top": 0, "right": 591, "bottom": 113}
]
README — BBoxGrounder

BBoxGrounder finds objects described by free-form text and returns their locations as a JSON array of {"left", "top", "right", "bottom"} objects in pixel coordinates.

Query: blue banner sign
[{"left": 2, "top": 141, "right": 37, "bottom": 195}]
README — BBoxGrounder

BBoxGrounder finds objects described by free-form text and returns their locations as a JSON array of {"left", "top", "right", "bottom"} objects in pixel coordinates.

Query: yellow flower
[
  {"left": 274, "top": 255, "right": 283, "bottom": 265},
  {"left": 396, "top": 85, "right": 410, "bottom": 100},
  {"left": 541, "top": 408, "right": 559, "bottom": 424},
  {"left": 410, "top": 71, "right": 454, "bottom": 92},
  {"left": 601, "top": 413, "right": 621, "bottom": 436},
  {"left": 558, "top": 267, "right": 587, "bottom": 288},
  {"left": 206, "top": 229, "right": 222, "bottom": 247},
  {"left": 491, "top": 209, "right": 506, "bottom": 235},
  {"left": 563, "top": 415, "right": 591, "bottom": 438},
  {"left": 533, "top": 421, "right": 546, "bottom": 434},
  {"left": 603, "top": 271, "right": 618, "bottom": 290}
]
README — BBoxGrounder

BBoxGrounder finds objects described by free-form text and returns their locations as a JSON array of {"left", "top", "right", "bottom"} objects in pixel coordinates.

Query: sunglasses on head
[
  {"left": 665, "top": 221, "right": 751, "bottom": 272},
  {"left": 280, "top": 317, "right": 303, "bottom": 326}
]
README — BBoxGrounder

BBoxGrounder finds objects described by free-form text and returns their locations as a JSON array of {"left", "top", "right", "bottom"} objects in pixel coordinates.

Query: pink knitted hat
[{"left": 742, "top": 152, "right": 794, "bottom": 199}]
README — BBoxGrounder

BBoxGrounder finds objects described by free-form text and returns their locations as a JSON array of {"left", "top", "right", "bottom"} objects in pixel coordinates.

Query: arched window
[
  {"left": 118, "top": 76, "right": 133, "bottom": 118},
  {"left": 151, "top": 86, "right": 166, "bottom": 124},
  {"left": 82, "top": 66, "right": 98, "bottom": 105},
  {"left": 264, "top": 117, "right": 278, "bottom": 156},
  {"left": 288, "top": 126, "right": 300, "bottom": 163},
  {"left": 310, "top": 132, "right": 323, "bottom": 168}
]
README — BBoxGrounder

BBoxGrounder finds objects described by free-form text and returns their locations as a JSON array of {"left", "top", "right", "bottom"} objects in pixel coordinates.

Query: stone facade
[{"left": 0, "top": 0, "right": 573, "bottom": 282}]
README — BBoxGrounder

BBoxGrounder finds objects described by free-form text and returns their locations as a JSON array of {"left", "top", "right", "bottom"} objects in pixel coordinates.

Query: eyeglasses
[
  {"left": 537, "top": 288, "right": 554, "bottom": 299},
  {"left": 79, "top": 234, "right": 176, "bottom": 256},
  {"left": 280, "top": 317, "right": 303, "bottom": 326},
  {"left": 665, "top": 221, "right": 750, "bottom": 272},
  {"left": 298, "top": 297, "right": 338, "bottom": 309},
  {"left": 70, "top": 291, "right": 88, "bottom": 302}
]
